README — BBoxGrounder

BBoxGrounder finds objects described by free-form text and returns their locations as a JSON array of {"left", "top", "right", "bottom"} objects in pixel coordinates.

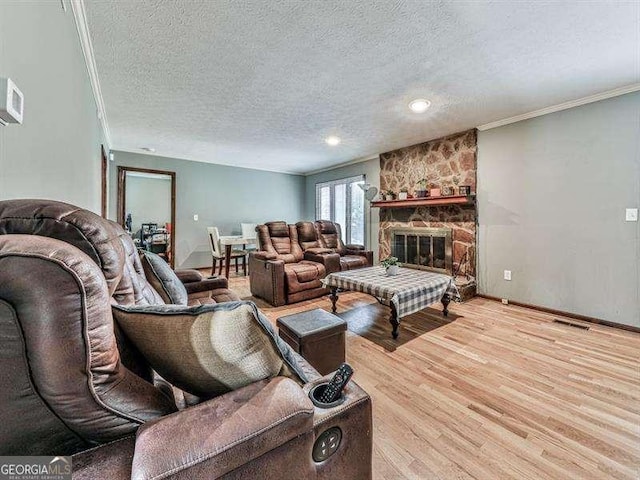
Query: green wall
[
  {"left": 109, "top": 151, "right": 306, "bottom": 268},
  {"left": 0, "top": 1, "right": 104, "bottom": 212}
]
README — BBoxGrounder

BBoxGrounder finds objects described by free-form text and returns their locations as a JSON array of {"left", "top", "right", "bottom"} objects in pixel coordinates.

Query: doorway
[{"left": 117, "top": 166, "right": 176, "bottom": 268}]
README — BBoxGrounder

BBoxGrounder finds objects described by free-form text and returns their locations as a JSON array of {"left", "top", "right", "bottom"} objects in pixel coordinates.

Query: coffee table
[{"left": 322, "top": 266, "right": 461, "bottom": 339}]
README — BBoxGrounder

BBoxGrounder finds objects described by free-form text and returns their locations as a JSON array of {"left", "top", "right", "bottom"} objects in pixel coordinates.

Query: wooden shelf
[{"left": 371, "top": 194, "right": 475, "bottom": 208}]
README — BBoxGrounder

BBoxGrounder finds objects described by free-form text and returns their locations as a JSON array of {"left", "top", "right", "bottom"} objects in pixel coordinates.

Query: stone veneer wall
[{"left": 379, "top": 129, "right": 477, "bottom": 298}]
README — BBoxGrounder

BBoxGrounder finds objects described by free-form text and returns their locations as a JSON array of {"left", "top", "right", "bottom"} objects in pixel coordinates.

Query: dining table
[{"left": 218, "top": 235, "right": 257, "bottom": 278}]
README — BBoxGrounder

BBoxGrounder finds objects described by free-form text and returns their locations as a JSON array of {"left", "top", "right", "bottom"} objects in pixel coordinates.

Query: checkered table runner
[{"left": 322, "top": 266, "right": 461, "bottom": 319}]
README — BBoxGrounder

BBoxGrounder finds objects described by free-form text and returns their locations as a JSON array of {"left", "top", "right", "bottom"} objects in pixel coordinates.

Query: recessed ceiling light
[
  {"left": 141, "top": 147, "right": 156, "bottom": 153},
  {"left": 409, "top": 99, "right": 431, "bottom": 113},
  {"left": 325, "top": 136, "right": 341, "bottom": 146}
]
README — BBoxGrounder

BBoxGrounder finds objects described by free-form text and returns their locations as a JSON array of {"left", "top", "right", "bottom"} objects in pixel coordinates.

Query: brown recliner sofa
[
  {"left": 249, "top": 221, "right": 329, "bottom": 306},
  {"left": 0, "top": 200, "right": 372, "bottom": 479},
  {"left": 314, "top": 220, "right": 373, "bottom": 270}
]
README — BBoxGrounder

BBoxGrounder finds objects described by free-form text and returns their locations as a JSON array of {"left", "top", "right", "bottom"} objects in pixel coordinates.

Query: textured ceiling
[{"left": 85, "top": 0, "right": 639, "bottom": 174}]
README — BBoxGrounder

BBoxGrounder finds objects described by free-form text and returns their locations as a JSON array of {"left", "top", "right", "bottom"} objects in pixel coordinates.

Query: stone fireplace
[
  {"left": 378, "top": 129, "right": 477, "bottom": 299},
  {"left": 391, "top": 227, "right": 452, "bottom": 274}
]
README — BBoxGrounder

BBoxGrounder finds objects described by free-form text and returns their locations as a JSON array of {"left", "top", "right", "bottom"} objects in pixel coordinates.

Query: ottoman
[{"left": 276, "top": 308, "right": 347, "bottom": 375}]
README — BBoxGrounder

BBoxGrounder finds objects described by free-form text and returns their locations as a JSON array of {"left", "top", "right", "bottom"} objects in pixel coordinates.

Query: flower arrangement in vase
[{"left": 381, "top": 256, "right": 401, "bottom": 276}]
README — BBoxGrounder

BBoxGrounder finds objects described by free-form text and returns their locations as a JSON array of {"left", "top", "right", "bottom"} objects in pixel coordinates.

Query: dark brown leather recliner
[
  {"left": 295, "top": 221, "right": 342, "bottom": 275},
  {"left": 314, "top": 220, "right": 373, "bottom": 270},
  {"left": 0, "top": 200, "right": 373, "bottom": 479},
  {"left": 249, "top": 221, "right": 329, "bottom": 306}
]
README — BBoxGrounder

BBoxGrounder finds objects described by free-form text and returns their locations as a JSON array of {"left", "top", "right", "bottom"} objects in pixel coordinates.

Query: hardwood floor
[{"left": 224, "top": 274, "right": 640, "bottom": 480}]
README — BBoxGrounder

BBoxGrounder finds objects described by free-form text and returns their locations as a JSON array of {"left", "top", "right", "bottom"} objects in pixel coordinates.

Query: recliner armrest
[
  {"left": 305, "top": 247, "right": 333, "bottom": 254},
  {"left": 303, "top": 251, "right": 341, "bottom": 275},
  {"left": 131, "top": 377, "right": 314, "bottom": 480},
  {"left": 304, "top": 374, "right": 373, "bottom": 479},
  {"left": 249, "top": 255, "right": 286, "bottom": 306},
  {"left": 251, "top": 250, "right": 278, "bottom": 261},
  {"left": 345, "top": 243, "right": 365, "bottom": 251},
  {"left": 345, "top": 249, "right": 374, "bottom": 266},
  {"left": 182, "top": 276, "right": 229, "bottom": 294},
  {"left": 174, "top": 269, "right": 204, "bottom": 283}
]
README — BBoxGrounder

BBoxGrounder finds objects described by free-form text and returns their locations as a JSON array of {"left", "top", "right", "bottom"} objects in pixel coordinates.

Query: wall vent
[{"left": 553, "top": 319, "right": 589, "bottom": 330}]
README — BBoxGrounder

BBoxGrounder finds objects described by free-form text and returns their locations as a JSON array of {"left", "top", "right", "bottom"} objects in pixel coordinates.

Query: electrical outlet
[
  {"left": 501, "top": 298, "right": 509, "bottom": 305},
  {"left": 504, "top": 270, "right": 512, "bottom": 281},
  {"left": 626, "top": 208, "right": 638, "bottom": 222},
  {"left": 193, "top": 214, "right": 199, "bottom": 221}
]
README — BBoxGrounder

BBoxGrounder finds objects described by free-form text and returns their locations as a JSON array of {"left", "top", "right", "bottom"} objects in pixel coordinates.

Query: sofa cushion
[
  {"left": 284, "top": 261, "right": 326, "bottom": 293},
  {"left": 296, "top": 221, "right": 322, "bottom": 250},
  {"left": 256, "top": 222, "right": 304, "bottom": 263},
  {"left": 340, "top": 255, "right": 369, "bottom": 270},
  {"left": 315, "top": 220, "right": 346, "bottom": 255},
  {"left": 112, "top": 301, "right": 308, "bottom": 399},
  {"left": 139, "top": 250, "right": 188, "bottom": 305}
]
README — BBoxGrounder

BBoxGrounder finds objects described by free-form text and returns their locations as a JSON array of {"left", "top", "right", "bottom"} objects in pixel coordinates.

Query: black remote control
[{"left": 319, "top": 363, "right": 353, "bottom": 403}]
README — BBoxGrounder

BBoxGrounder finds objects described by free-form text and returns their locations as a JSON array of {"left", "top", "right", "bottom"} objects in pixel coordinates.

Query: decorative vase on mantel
[{"left": 415, "top": 179, "right": 428, "bottom": 198}]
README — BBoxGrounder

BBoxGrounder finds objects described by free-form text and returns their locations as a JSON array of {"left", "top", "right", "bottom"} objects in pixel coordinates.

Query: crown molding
[
  {"left": 477, "top": 83, "right": 640, "bottom": 131},
  {"left": 304, "top": 154, "right": 380, "bottom": 176},
  {"left": 113, "top": 149, "right": 304, "bottom": 176},
  {"left": 70, "top": 0, "right": 111, "bottom": 147}
]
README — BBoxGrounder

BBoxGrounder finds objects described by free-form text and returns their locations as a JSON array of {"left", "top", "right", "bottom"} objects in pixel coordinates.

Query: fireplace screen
[{"left": 391, "top": 227, "right": 453, "bottom": 274}]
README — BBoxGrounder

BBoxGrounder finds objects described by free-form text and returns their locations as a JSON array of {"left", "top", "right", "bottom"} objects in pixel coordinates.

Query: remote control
[{"left": 319, "top": 363, "right": 353, "bottom": 404}]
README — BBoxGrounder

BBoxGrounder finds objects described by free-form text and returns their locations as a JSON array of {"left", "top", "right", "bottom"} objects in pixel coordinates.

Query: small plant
[
  {"left": 415, "top": 179, "right": 429, "bottom": 197},
  {"left": 381, "top": 256, "right": 400, "bottom": 268},
  {"left": 400, "top": 187, "right": 408, "bottom": 192}
]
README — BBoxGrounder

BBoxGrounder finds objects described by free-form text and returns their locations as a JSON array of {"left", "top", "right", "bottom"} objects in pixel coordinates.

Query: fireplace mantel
[{"left": 371, "top": 195, "right": 475, "bottom": 209}]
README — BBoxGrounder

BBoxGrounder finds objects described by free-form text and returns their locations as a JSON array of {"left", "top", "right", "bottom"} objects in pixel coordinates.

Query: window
[{"left": 315, "top": 175, "right": 365, "bottom": 246}]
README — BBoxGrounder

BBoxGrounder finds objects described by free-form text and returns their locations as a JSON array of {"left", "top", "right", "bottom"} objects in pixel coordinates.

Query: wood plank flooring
[{"left": 225, "top": 274, "right": 640, "bottom": 480}]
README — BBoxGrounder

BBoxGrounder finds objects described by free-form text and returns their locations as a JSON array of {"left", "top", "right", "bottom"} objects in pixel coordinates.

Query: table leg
[
  {"left": 224, "top": 244, "right": 232, "bottom": 279},
  {"left": 389, "top": 303, "right": 399, "bottom": 339},
  {"left": 330, "top": 287, "right": 339, "bottom": 313},
  {"left": 442, "top": 294, "right": 451, "bottom": 317}
]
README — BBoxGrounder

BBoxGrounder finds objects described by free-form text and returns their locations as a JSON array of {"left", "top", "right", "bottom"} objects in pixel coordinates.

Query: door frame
[
  {"left": 100, "top": 145, "right": 108, "bottom": 218},
  {"left": 117, "top": 166, "right": 176, "bottom": 268}
]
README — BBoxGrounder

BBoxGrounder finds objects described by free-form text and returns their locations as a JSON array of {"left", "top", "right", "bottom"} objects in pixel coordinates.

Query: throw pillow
[
  {"left": 139, "top": 250, "right": 188, "bottom": 305},
  {"left": 112, "top": 301, "right": 307, "bottom": 398}
]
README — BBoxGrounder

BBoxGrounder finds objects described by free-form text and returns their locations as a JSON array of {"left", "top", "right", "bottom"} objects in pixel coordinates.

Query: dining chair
[
  {"left": 241, "top": 223, "right": 258, "bottom": 251},
  {"left": 207, "top": 227, "right": 247, "bottom": 276}
]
